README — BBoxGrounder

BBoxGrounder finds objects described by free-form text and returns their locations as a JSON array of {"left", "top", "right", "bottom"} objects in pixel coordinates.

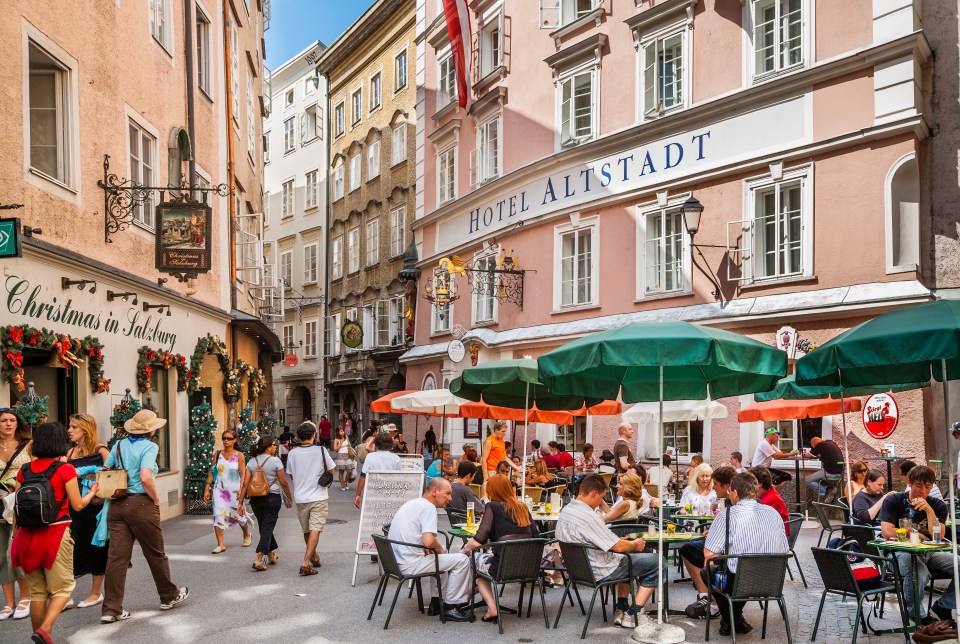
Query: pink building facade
[{"left": 405, "top": 0, "right": 939, "bottom": 473}]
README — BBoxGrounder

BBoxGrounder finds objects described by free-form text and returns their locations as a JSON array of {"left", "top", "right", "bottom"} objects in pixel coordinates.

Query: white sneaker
[
  {"left": 63, "top": 598, "right": 75, "bottom": 610},
  {"left": 100, "top": 610, "right": 131, "bottom": 623},
  {"left": 159, "top": 587, "right": 189, "bottom": 611},
  {"left": 613, "top": 609, "right": 626, "bottom": 627}
]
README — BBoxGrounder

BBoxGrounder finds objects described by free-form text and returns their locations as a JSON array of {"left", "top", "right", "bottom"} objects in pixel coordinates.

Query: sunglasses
[{"left": 223, "top": 436, "right": 237, "bottom": 441}]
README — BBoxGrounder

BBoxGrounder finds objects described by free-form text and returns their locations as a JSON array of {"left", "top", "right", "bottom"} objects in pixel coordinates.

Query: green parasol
[{"left": 754, "top": 374, "right": 928, "bottom": 402}]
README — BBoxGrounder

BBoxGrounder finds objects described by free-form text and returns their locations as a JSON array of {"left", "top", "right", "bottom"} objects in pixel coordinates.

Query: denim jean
[
  {"left": 805, "top": 470, "right": 827, "bottom": 495},
  {"left": 601, "top": 552, "right": 666, "bottom": 589},
  {"left": 894, "top": 550, "right": 958, "bottom": 618},
  {"left": 249, "top": 493, "right": 281, "bottom": 555}
]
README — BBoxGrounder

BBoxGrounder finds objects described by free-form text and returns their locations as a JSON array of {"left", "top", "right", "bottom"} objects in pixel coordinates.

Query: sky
[{"left": 265, "top": 0, "right": 378, "bottom": 69}]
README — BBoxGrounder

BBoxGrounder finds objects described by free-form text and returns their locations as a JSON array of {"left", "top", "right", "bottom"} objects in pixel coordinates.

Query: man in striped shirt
[
  {"left": 556, "top": 474, "right": 665, "bottom": 628},
  {"left": 703, "top": 472, "right": 789, "bottom": 636}
]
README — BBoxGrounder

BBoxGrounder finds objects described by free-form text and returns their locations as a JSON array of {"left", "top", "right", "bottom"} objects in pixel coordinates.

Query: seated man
[
  {"left": 555, "top": 474, "right": 666, "bottom": 628},
  {"left": 751, "top": 428, "right": 798, "bottom": 486},
  {"left": 387, "top": 478, "right": 473, "bottom": 622},
  {"left": 555, "top": 443, "right": 575, "bottom": 476},
  {"left": 426, "top": 447, "right": 456, "bottom": 483},
  {"left": 899, "top": 460, "right": 944, "bottom": 500},
  {"left": 448, "top": 461, "right": 485, "bottom": 513},
  {"left": 852, "top": 470, "right": 890, "bottom": 526},
  {"left": 495, "top": 460, "right": 518, "bottom": 488},
  {"left": 879, "top": 465, "right": 953, "bottom": 623},
  {"left": 679, "top": 465, "right": 736, "bottom": 619},
  {"left": 646, "top": 454, "right": 673, "bottom": 492},
  {"left": 803, "top": 437, "right": 844, "bottom": 499},
  {"left": 729, "top": 452, "right": 746, "bottom": 474},
  {"left": 540, "top": 442, "right": 560, "bottom": 469},
  {"left": 703, "top": 472, "right": 789, "bottom": 636}
]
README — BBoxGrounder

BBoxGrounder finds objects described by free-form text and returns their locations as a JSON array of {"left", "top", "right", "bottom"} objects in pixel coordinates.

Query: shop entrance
[{"left": 11, "top": 348, "right": 79, "bottom": 423}]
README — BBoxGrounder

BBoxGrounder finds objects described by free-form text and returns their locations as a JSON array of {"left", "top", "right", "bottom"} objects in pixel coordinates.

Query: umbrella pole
[
  {"left": 522, "top": 382, "right": 529, "bottom": 500},
  {"left": 941, "top": 358, "right": 960, "bottom": 616},
  {"left": 837, "top": 371, "right": 852, "bottom": 506},
  {"left": 657, "top": 364, "right": 665, "bottom": 626}
]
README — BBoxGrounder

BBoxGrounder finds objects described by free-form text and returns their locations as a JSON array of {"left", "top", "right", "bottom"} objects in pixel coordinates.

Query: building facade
[
  {"left": 263, "top": 42, "right": 329, "bottom": 427},
  {"left": 406, "top": 0, "right": 942, "bottom": 469},
  {"left": 0, "top": 0, "right": 278, "bottom": 519},
  {"left": 317, "top": 0, "right": 418, "bottom": 433}
]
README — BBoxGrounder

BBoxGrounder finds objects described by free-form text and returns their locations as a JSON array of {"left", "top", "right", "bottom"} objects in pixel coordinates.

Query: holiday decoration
[
  {"left": 0, "top": 325, "right": 105, "bottom": 394},
  {"left": 136, "top": 346, "right": 189, "bottom": 393},
  {"left": 187, "top": 335, "right": 268, "bottom": 404},
  {"left": 15, "top": 382, "right": 48, "bottom": 427},
  {"left": 185, "top": 398, "right": 217, "bottom": 502},
  {"left": 236, "top": 404, "right": 259, "bottom": 456},
  {"left": 258, "top": 404, "right": 279, "bottom": 438},
  {"left": 107, "top": 392, "right": 142, "bottom": 448}
]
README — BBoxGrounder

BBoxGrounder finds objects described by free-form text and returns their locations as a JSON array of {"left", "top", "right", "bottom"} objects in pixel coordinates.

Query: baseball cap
[{"left": 764, "top": 427, "right": 781, "bottom": 437}]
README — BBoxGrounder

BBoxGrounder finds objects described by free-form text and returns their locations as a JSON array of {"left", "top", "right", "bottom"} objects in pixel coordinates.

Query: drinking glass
[{"left": 900, "top": 518, "right": 913, "bottom": 537}]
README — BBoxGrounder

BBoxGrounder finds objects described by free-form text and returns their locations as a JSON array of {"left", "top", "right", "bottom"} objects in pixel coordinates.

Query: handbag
[
  {"left": 96, "top": 441, "right": 129, "bottom": 500},
  {"left": 247, "top": 456, "right": 270, "bottom": 497},
  {"left": 0, "top": 441, "right": 29, "bottom": 524},
  {"left": 347, "top": 443, "right": 356, "bottom": 459},
  {"left": 913, "top": 619, "right": 958, "bottom": 643},
  {"left": 712, "top": 507, "right": 731, "bottom": 589},
  {"left": 317, "top": 447, "right": 334, "bottom": 488}
]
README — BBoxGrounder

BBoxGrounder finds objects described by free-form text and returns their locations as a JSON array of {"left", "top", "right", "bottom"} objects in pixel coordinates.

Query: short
[
  {"left": 679, "top": 540, "right": 706, "bottom": 569},
  {"left": 475, "top": 552, "right": 493, "bottom": 575},
  {"left": 27, "top": 529, "right": 76, "bottom": 601},
  {"left": 296, "top": 500, "right": 329, "bottom": 533},
  {"left": 600, "top": 551, "right": 664, "bottom": 589}
]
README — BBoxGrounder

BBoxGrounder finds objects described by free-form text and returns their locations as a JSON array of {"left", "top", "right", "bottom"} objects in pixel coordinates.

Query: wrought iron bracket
[
  {"left": 464, "top": 267, "right": 533, "bottom": 310},
  {"left": 98, "top": 154, "right": 231, "bottom": 243}
]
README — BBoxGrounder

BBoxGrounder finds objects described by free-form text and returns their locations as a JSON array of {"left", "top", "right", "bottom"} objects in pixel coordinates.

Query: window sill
[
  {"left": 304, "top": 205, "right": 319, "bottom": 213},
  {"left": 369, "top": 103, "right": 382, "bottom": 115},
  {"left": 199, "top": 87, "right": 214, "bottom": 103},
  {"left": 393, "top": 82, "right": 408, "bottom": 96},
  {"left": 432, "top": 101, "right": 458, "bottom": 121},
  {"left": 642, "top": 103, "right": 687, "bottom": 122},
  {"left": 738, "top": 274, "right": 818, "bottom": 291},
  {"left": 333, "top": 195, "right": 344, "bottom": 203},
  {"left": 559, "top": 136, "right": 594, "bottom": 151},
  {"left": 349, "top": 187, "right": 361, "bottom": 194},
  {"left": 473, "top": 65, "right": 507, "bottom": 95},
  {"left": 283, "top": 148, "right": 295, "bottom": 156},
  {"left": 302, "top": 135, "right": 321, "bottom": 147},
  {"left": 28, "top": 168, "right": 77, "bottom": 195},
  {"left": 549, "top": 7, "right": 604, "bottom": 46},
  {"left": 303, "top": 280, "right": 318, "bottom": 287},
  {"left": 635, "top": 289, "right": 692, "bottom": 303},
  {"left": 367, "top": 174, "right": 381, "bottom": 183},
  {"left": 431, "top": 330, "right": 454, "bottom": 338},
  {"left": 472, "top": 318, "right": 497, "bottom": 328},
  {"left": 887, "top": 263, "right": 919, "bottom": 275},
  {"left": 156, "top": 469, "right": 180, "bottom": 479},
  {"left": 132, "top": 220, "right": 157, "bottom": 235},
  {"left": 551, "top": 303, "right": 600, "bottom": 315},
  {"left": 438, "top": 197, "right": 457, "bottom": 208},
  {"left": 391, "top": 157, "right": 408, "bottom": 168},
  {"left": 752, "top": 63, "right": 807, "bottom": 86},
  {"left": 365, "top": 262, "right": 380, "bottom": 271},
  {"left": 331, "top": 275, "right": 343, "bottom": 283}
]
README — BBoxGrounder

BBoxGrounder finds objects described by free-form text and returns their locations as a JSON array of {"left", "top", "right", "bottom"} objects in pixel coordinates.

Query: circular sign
[
  {"left": 862, "top": 393, "right": 899, "bottom": 439},
  {"left": 284, "top": 353, "right": 298, "bottom": 367},
  {"left": 341, "top": 320, "right": 363, "bottom": 349},
  {"left": 447, "top": 339, "right": 466, "bottom": 363}
]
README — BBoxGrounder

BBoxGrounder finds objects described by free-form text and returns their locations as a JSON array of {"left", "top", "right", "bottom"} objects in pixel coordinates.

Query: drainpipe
[
  {"left": 223, "top": 0, "right": 239, "bottom": 365},
  {"left": 184, "top": 0, "right": 197, "bottom": 190},
  {"left": 321, "top": 68, "right": 332, "bottom": 416}
]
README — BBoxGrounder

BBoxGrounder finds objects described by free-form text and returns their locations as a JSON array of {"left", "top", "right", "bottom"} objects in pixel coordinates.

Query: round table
[{"left": 871, "top": 538, "right": 952, "bottom": 632}]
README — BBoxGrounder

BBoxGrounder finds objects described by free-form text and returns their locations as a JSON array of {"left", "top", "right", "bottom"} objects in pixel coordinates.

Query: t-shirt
[
  {"left": 757, "top": 486, "right": 790, "bottom": 536},
  {"left": 809, "top": 440, "right": 843, "bottom": 475},
  {"left": 540, "top": 452, "right": 560, "bottom": 469},
  {"left": 556, "top": 452, "right": 574, "bottom": 469},
  {"left": 246, "top": 454, "right": 284, "bottom": 495},
  {"left": 556, "top": 499, "right": 621, "bottom": 579},
  {"left": 388, "top": 497, "right": 439, "bottom": 569},
  {"left": 613, "top": 439, "right": 635, "bottom": 474},
  {"left": 104, "top": 437, "right": 158, "bottom": 494},
  {"left": 878, "top": 491, "right": 948, "bottom": 536},
  {"left": 285, "top": 444, "right": 336, "bottom": 504},
  {"left": 852, "top": 489, "right": 885, "bottom": 525},
  {"left": 426, "top": 459, "right": 443, "bottom": 481},
  {"left": 449, "top": 482, "right": 485, "bottom": 513},
  {"left": 703, "top": 499, "right": 788, "bottom": 574},
  {"left": 16, "top": 459, "right": 77, "bottom": 523},
  {"left": 646, "top": 465, "right": 673, "bottom": 489},
  {"left": 361, "top": 450, "right": 403, "bottom": 476},
  {"left": 485, "top": 435, "right": 507, "bottom": 472},
  {"left": 752, "top": 440, "right": 777, "bottom": 469},
  {"left": 318, "top": 419, "right": 333, "bottom": 440}
]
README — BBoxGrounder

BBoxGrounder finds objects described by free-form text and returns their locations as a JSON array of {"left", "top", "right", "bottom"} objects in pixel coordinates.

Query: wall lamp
[
  {"left": 143, "top": 302, "right": 172, "bottom": 317},
  {"left": 61, "top": 277, "right": 97, "bottom": 295},
  {"left": 107, "top": 290, "right": 138, "bottom": 305},
  {"left": 680, "top": 196, "right": 724, "bottom": 301}
]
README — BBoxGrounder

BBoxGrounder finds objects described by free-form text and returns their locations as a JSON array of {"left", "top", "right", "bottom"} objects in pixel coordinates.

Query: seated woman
[
  {"left": 751, "top": 466, "right": 790, "bottom": 535},
  {"left": 684, "top": 454, "right": 705, "bottom": 490},
  {"left": 509, "top": 456, "right": 524, "bottom": 488},
  {"left": 525, "top": 460, "right": 555, "bottom": 489},
  {"left": 603, "top": 473, "right": 658, "bottom": 523},
  {"left": 844, "top": 460, "right": 870, "bottom": 506},
  {"left": 679, "top": 463, "right": 716, "bottom": 514},
  {"left": 459, "top": 474, "right": 539, "bottom": 623},
  {"left": 852, "top": 469, "right": 889, "bottom": 526},
  {"left": 574, "top": 443, "right": 599, "bottom": 473}
]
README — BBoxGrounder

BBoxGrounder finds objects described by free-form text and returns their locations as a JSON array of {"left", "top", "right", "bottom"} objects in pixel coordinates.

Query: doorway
[{"left": 12, "top": 348, "right": 78, "bottom": 423}]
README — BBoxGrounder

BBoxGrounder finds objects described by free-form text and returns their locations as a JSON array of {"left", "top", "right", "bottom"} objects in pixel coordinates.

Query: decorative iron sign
[
  {"left": 341, "top": 319, "right": 363, "bottom": 349},
  {"left": 155, "top": 202, "right": 212, "bottom": 278}
]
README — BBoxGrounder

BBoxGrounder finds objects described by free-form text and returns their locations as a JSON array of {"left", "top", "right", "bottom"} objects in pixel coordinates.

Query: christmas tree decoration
[
  {"left": 236, "top": 404, "right": 259, "bottom": 456},
  {"left": 1, "top": 324, "right": 106, "bottom": 394},
  {"left": 108, "top": 389, "right": 142, "bottom": 448},
  {"left": 258, "top": 403, "right": 279, "bottom": 438},
  {"left": 185, "top": 398, "right": 217, "bottom": 502},
  {"left": 15, "top": 381, "right": 49, "bottom": 426}
]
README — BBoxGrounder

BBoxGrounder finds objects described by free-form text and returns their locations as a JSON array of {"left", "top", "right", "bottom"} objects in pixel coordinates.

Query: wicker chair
[
  {"left": 525, "top": 486, "right": 545, "bottom": 504},
  {"left": 810, "top": 547, "right": 910, "bottom": 644},
  {"left": 367, "top": 534, "right": 445, "bottom": 629},
  {"left": 553, "top": 542, "right": 638, "bottom": 639},
  {"left": 468, "top": 538, "right": 550, "bottom": 634},
  {"left": 468, "top": 483, "right": 482, "bottom": 498},
  {"left": 704, "top": 553, "right": 793, "bottom": 644},
  {"left": 784, "top": 515, "right": 807, "bottom": 587},
  {"left": 812, "top": 502, "right": 846, "bottom": 547}
]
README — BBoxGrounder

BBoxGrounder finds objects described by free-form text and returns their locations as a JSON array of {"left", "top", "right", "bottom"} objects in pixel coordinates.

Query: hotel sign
[
  {"left": 436, "top": 95, "right": 810, "bottom": 252},
  {"left": 155, "top": 202, "right": 213, "bottom": 275}
]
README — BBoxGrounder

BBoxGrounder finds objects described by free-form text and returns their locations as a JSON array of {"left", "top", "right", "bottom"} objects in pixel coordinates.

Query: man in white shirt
[
  {"left": 729, "top": 451, "right": 747, "bottom": 474},
  {"left": 285, "top": 423, "right": 336, "bottom": 577},
  {"left": 354, "top": 431, "right": 403, "bottom": 508},
  {"left": 387, "top": 478, "right": 473, "bottom": 622},
  {"left": 751, "top": 428, "right": 797, "bottom": 486},
  {"left": 646, "top": 454, "right": 674, "bottom": 491}
]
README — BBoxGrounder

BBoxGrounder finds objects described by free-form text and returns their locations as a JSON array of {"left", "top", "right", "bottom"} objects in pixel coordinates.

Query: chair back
[
  {"left": 728, "top": 553, "right": 790, "bottom": 600},
  {"left": 644, "top": 484, "right": 659, "bottom": 498},
  {"left": 553, "top": 484, "right": 567, "bottom": 499},
  {"left": 547, "top": 467, "right": 558, "bottom": 474},
  {"left": 447, "top": 508, "right": 468, "bottom": 525},
  {"left": 598, "top": 472, "right": 614, "bottom": 487},
  {"left": 608, "top": 522, "right": 656, "bottom": 538},
  {"left": 812, "top": 502, "right": 837, "bottom": 529},
  {"left": 490, "top": 538, "right": 547, "bottom": 583},
  {"left": 785, "top": 516, "right": 803, "bottom": 549},
  {"left": 468, "top": 483, "right": 482, "bottom": 497},
  {"left": 558, "top": 541, "right": 600, "bottom": 586},
  {"left": 811, "top": 547, "right": 861, "bottom": 595},
  {"left": 373, "top": 534, "right": 403, "bottom": 577},
  {"left": 841, "top": 524, "right": 881, "bottom": 557},
  {"left": 526, "top": 486, "right": 545, "bottom": 504}
]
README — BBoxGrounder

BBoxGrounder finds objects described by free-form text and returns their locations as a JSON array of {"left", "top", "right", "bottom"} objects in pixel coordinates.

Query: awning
[{"left": 230, "top": 308, "right": 283, "bottom": 363}]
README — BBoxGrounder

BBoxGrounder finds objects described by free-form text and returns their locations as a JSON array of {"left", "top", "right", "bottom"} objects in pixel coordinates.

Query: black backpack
[{"left": 15, "top": 462, "right": 64, "bottom": 527}]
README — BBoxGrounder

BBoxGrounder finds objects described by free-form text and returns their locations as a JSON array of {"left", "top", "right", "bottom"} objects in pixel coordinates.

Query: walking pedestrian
[
  {"left": 239, "top": 436, "right": 292, "bottom": 572},
  {"left": 354, "top": 431, "right": 402, "bottom": 508},
  {"left": 421, "top": 429, "right": 438, "bottom": 471},
  {"left": 342, "top": 412, "right": 354, "bottom": 445},
  {"left": 317, "top": 415, "right": 333, "bottom": 450},
  {"left": 333, "top": 427, "right": 356, "bottom": 491},
  {"left": 65, "top": 414, "right": 109, "bottom": 609},
  {"left": 203, "top": 429, "right": 252, "bottom": 553},
  {"left": 10, "top": 423, "right": 100, "bottom": 643},
  {"left": 285, "top": 423, "right": 335, "bottom": 576},
  {"left": 100, "top": 410, "right": 189, "bottom": 624},
  {"left": 0, "top": 407, "right": 32, "bottom": 622}
]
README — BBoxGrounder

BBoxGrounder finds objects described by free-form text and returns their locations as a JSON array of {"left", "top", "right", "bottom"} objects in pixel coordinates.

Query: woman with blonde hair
[
  {"left": 459, "top": 474, "right": 538, "bottom": 623},
  {"left": 845, "top": 460, "right": 870, "bottom": 505},
  {"left": 525, "top": 460, "right": 553, "bottom": 488},
  {"left": 680, "top": 463, "right": 716, "bottom": 514},
  {"left": 604, "top": 473, "right": 658, "bottom": 522},
  {"left": 65, "top": 414, "right": 110, "bottom": 608}
]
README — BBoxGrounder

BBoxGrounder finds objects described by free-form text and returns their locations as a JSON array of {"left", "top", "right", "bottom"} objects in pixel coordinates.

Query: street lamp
[{"left": 679, "top": 195, "right": 723, "bottom": 301}]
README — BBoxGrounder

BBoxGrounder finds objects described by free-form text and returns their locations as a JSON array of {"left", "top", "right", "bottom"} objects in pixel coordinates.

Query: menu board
[{"left": 354, "top": 470, "right": 424, "bottom": 557}]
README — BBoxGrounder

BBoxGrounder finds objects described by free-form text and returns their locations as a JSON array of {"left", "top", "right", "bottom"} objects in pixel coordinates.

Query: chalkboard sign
[{"left": 353, "top": 469, "right": 424, "bottom": 564}]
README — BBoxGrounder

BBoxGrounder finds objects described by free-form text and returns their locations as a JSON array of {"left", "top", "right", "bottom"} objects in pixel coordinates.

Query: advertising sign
[
  {"left": 352, "top": 469, "right": 423, "bottom": 585},
  {"left": 862, "top": 393, "right": 899, "bottom": 439},
  {"left": 155, "top": 202, "right": 213, "bottom": 275},
  {"left": 341, "top": 320, "right": 363, "bottom": 349},
  {"left": 0, "top": 218, "right": 21, "bottom": 259}
]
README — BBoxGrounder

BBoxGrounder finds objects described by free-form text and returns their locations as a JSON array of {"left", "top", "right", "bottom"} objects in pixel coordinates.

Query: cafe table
[
  {"left": 629, "top": 531, "right": 701, "bottom": 617},
  {"left": 870, "top": 538, "right": 952, "bottom": 632}
]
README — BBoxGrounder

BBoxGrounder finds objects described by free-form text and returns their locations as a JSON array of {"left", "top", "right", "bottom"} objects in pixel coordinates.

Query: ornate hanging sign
[
  {"left": 156, "top": 202, "right": 213, "bottom": 280},
  {"left": 341, "top": 319, "right": 363, "bottom": 349}
]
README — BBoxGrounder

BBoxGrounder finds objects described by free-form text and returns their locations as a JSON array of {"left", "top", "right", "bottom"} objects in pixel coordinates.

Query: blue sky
[{"left": 265, "top": 0, "right": 377, "bottom": 69}]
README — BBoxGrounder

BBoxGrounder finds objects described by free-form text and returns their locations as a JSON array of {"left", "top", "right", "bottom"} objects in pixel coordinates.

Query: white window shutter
[
  {"left": 299, "top": 113, "right": 306, "bottom": 144},
  {"left": 539, "top": 0, "right": 559, "bottom": 28},
  {"left": 726, "top": 219, "right": 754, "bottom": 284},
  {"left": 469, "top": 148, "right": 479, "bottom": 186}
]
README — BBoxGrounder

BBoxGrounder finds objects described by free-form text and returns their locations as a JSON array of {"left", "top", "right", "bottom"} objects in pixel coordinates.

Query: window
[
  {"left": 334, "top": 102, "right": 345, "bottom": 137},
  {"left": 145, "top": 365, "right": 170, "bottom": 471},
  {"left": 438, "top": 55, "right": 457, "bottom": 108},
  {"left": 753, "top": 0, "right": 804, "bottom": 77},
  {"left": 753, "top": 178, "right": 803, "bottom": 279},
  {"left": 540, "top": 0, "right": 600, "bottom": 29},
  {"left": 149, "top": 0, "right": 171, "bottom": 51},
  {"left": 279, "top": 250, "right": 292, "bottom": 287},
  {"left": 433, "top": 300, "right": 453, "bottom": 334},
  {"left": 282, "top": 324, "right": 294, "bottom": 351},
  {"left": 760, "top": 418, "right": 821, "bottom": 456},
  {"left": 642, "top": 32, "right": 684, "bottom": 117},
  {"left": 642, "top": 208, "right": 686, "bottom": 295},
  {"left": 196, "top": 8, "right": 212, "bottom": 95},
  {"left": 370, "top": 72, "right": 382, "bottom": 111},
  {"left": 331, "top": 235, "right": 343, "bottom": 279},
  {"left": 304, "top": 243, "right": 318, "bottom": 283},
  {"left": 367, "top": 140, "right": 380, "bottom": 179},
  {"left": 389, "top": 296, "right": 404, "bottom": 345},
  {"left": 473, "top": 254, "right": 498, "bottom": 323},
  {"left": 247, "top": 71, "right": 256, "bottom": 160},
  {"left": 230, "top": 22, "right": 239, "bottom": 122},
  {"left": 351, "top": 88, "right": 362, "bottom": 125},
  {"left": 304, "top": 320, "right": 318, "bottom": 357},
  {"left": 302, "top": 104, "right": 321, "bottom": 143},
  {"left": 349, "top": 153, "right": 361, "bottom": 191},
  {"left": 348, "top": 227, "right": 360, "bottom": 273},
  {"left": 475, "top": 117, "right": 499, "bottom": 184},
  {"left": 305, "top": 75, "right": 316, "bottom": 95},
  {"left": 662, "top": 421, "right": 703, "bottom": 455},
  {"left": 28, "top": 41, "right": 73, "bottom": 186},
  {"left": 392, "top": 123, "right": 407, "bottom": 165},
  {"left": 333, "top": 164, "right": 344, "bottom": 200},
  {"left": 885, "top": 154, "right": 920, "bottom": 273},
  {"left": 263, "top": 131, "right": 271, "bottom": 164},
  {"left": 556, "top": 221, "right": 597, "bottom": 308},
  {"left": 129, "top": 119, "right": 157, "bottom": 228},
  {"left": 480, "top": 15, "right": 503, "bottom": 78},
  {"left": 326, "top": 312, "right": 342, "bottom": 355},
  {"left": 304, "top": 170, "right": 319, "bottom": 209},
  {"left": 559, "top": 69, "right": 595, "bottom": 147},
  {"left": 394, "top": 49, "right": 408, "bottom": 92},
  {"left": 283, "top": 117, "right": 295, "bottom": 153},
  {"left": 285, "top": 89, "right": 295, "bottom": 107},
  {"left": 390, "top": 206, "right": 406, "bottom": 257},
  {"left": 362, "top": 303, "right": 376, "bottom": 350},
  {"left": 281, "top": 179, "right": 294, "bottom": 217},
  {"left": 365, "top": 218, "right": 380, "bottom": 266},
  {"left": 438, "top": 147, "right": 456, "bottom": 205}
]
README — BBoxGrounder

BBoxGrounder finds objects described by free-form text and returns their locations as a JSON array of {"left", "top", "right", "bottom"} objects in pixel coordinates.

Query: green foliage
[
  {"left": 236, "top": 405, "right": 258, "bottom": 456},
  {"left": 15, "top": 395, "right": 49, "bottom": 427},
  {"left": 186, "top": 399, "right": 217, "bottom": 499},
  {"left": 258, "top": 403, "right": 279, "bottom": 438},
  {"left": 107, "top": 397, "right": 142, "bottom": 449}
]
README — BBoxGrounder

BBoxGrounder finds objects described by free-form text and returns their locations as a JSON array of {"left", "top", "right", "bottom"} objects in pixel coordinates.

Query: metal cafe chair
[
  {"left": 467, "top": 538, "right": 550, "bottom": 634},
  {"left": 813, "top": 502, "right": 847, "bottom": 547},
  {"left": 784, "top": 515, "right": 807, "bottom": 587},
  {"left": 704, "top": 553, "right": 793, "bottom": 644},
  {"left": 553, "top": 541, "right": 639, "bottom": 639},
  {"left": 367, "top": 534, "right": 445, "bottom": 629}
]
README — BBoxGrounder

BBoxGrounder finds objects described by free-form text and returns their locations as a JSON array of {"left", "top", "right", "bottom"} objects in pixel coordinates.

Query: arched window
[{"left": 885, "top": 153, "right": 920, "bottom": 273}]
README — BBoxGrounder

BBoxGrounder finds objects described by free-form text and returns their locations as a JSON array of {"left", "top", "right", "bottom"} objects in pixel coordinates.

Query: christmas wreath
[
  {"left": 136, "top": 346, "right": 189, "bottom": 393},
  {"left": 0, "top": 324, "right": 108, "bottom": 394}
]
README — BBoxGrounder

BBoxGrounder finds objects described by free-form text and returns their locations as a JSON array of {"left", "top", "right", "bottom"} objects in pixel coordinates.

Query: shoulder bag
[
  {"left": 317, "top": 447, "right": 334, "bottom": 488},
  {"left": 0, "top": 441, "right": 29, "bottom": 524},
  {"left": 247, "top": 455, "right": 270, "bottom": 497},
  {"left": 712, "top": 507, "right": 732, "bottom": 589},
  {"left": 96, "top": 441, "right": 129, "bottom": 500}
]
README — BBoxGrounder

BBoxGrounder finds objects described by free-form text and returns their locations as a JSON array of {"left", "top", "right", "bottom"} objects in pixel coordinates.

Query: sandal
[
  {"left": 268, "top": 552, "right": 279, "bottom": 565},
  {"left": 298, "top": 565, "right": 318, "bottom": 576},
  {"left": 252, "top": 560, "right": 268, "bottom": 572},
  {"left": 310, "top": 556, "right": 322, "bottom": 568},
  {"left": 481, "top": 615, "right": 498, "bottom": 623},
  {"left": 0, "top": 606, "right": 12, "bottom": 621}
]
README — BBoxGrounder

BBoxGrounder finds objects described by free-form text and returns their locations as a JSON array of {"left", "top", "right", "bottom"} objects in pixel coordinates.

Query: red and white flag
[{"left": 441, "top": 0, "right": 471, "bottom": 110}]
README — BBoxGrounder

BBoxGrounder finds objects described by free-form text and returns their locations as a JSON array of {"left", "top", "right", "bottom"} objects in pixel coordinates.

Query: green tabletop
[
  {"left": 449, "top": 526, "right": 479, "bottom": 539},
  {"left": 674, "top": 515, "right": 716, "bottom": 521},
  {"left": 629, "top": 532, "right": 700, "bottom": 543},
  {"left": 870, "top": 539, "right": 953, "bottom": 553}
]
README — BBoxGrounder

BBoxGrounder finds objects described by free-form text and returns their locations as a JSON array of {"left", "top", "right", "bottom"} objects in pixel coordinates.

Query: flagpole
[{"left": 657, "top": 364, "right": 664, "bottom": 626}]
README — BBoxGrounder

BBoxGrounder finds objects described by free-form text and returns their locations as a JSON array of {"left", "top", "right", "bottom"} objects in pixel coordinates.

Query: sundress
[
  {"left": 212, "top": 452, "right": 248, "bottom": 530},
  {"left": 335, "top": 442, "right": 355, "bottom": 471}
]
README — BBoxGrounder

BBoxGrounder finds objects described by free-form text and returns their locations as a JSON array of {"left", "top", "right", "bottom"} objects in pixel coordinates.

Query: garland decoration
[
  {"left": 107, "top": 393, "right": 142, "bottom": 448},
  {"left": 187, "top": 335, "right": 267, "bottom": 404},
  {"left": 1, "top": 324, "right": 107, "bottom": 394},
  {"left": 258, "top": 403, "right": 279, "bottom": 438},
  {"left": 136, "top": 346, "right": 189, "bottom": 393},
  {"left": 185, "top": 399, "right": 217, "bottom": 500},
  {"left": 236, "top": 404, "right": 259, "bottom": 456},
  {"left": 187, "top": 334, "right": 230, "bottom": 396}
]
